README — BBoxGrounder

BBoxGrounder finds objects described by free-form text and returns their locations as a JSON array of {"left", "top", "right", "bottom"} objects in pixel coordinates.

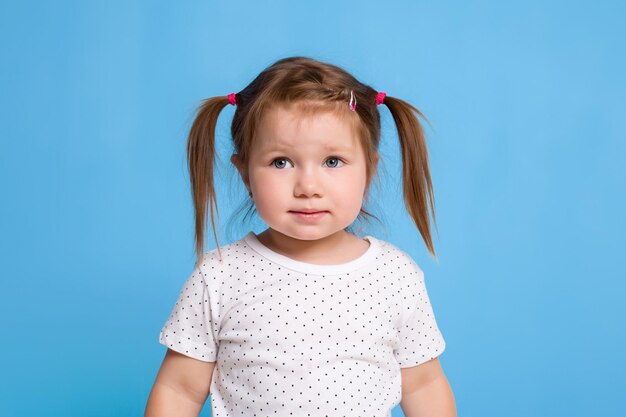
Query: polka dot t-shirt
[{"left": 159, "top": 232, "right": 446, "bottom": 416}]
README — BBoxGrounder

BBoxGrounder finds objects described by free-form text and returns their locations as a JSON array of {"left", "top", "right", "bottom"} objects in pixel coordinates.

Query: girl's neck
[{"left": 255, "top": 228, "right": 369, "bottom": 265}]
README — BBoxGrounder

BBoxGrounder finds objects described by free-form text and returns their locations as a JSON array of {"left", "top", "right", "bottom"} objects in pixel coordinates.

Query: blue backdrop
[{"left": 1, "top": 1, "right": 624, "bottom": 416}]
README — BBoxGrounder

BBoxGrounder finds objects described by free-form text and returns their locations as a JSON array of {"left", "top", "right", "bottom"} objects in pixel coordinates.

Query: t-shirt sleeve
[
  {"left": 158, "top": 261, "right": 219, "bottom": 362},
  {"left": 394, "top": 259, "right": 446, "bottom": 368}
]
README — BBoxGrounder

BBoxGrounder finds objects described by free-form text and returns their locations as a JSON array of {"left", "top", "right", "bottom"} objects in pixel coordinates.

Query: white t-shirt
[{"left": 159, "top": 231, "right": 446, "bottom": 416}]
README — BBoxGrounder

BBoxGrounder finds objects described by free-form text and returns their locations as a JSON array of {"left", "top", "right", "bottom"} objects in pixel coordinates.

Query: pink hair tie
[
  {"left": 227, "top": 93, "right": 237, "bottom": 106},
  {"left": 375, "top": 91, "right": 386, "bottom": 105}
]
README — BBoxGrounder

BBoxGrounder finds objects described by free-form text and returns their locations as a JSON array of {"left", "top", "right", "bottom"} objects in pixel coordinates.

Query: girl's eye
[
  {"left": 271, "top": 157, "right": 344, "bottom": 169},
  {"left": 271, "top": 158, "right": 294, "bottom": 169},
  {"left": 325, "top": 157, "right": 344, "bottom": 168}
]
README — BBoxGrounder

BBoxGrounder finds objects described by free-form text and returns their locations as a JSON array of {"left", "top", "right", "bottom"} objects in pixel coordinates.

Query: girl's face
[{"left": 232, "top": 103, "right": 374, "bottom": 242}]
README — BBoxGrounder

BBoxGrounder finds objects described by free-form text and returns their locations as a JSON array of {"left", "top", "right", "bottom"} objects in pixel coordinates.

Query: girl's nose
[{"left": 293, "top": 167, "right": 323, "bottom": 198}]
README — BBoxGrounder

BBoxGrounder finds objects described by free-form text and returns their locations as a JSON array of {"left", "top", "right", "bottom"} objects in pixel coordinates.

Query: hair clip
[{"left": 349, "top": 89, "right": 357, "bottom": 112}]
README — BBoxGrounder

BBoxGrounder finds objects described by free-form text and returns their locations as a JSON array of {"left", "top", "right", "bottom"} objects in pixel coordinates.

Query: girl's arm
[
  {"left": 145, "top": 349, "right": 216, "bottom": 417},
  {"left": 400, "top": 358, "right": 457, "bottom": 417}
]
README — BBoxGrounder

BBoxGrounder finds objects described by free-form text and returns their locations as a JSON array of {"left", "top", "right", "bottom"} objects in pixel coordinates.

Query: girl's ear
[
  {"left": 230, "top": 153, "right": 241, "bottom": 170},
  {"left": 231, "top": 154, "right": 250, "bottom": 191}
]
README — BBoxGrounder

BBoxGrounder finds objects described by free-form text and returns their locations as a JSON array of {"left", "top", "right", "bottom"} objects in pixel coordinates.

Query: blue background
[{"left": 1, "top": 1, "right": 624, "bottom": 416}]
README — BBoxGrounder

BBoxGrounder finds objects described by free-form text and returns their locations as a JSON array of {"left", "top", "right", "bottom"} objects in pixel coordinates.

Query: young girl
[{"left": 145, "top": 56, "right": 456, "bottom": 417}]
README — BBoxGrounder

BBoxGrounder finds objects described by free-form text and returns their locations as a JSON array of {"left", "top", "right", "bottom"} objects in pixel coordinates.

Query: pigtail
[
  {"left": 383, "top": 96, "right": 438, "bottom": 259},
  {"left": 186, "top": 96, "right": 231, "bottom": 267}
]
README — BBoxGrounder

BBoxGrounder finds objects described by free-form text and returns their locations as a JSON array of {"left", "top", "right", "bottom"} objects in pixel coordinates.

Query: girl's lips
[{"left": 290, "top": 210, "right": 328, "bottom": 221}]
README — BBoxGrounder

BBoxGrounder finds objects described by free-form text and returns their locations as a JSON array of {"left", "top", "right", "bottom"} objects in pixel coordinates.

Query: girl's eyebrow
[
  {"left": 323, "top": 144, "right": 354, "bottom": 153},
  {"left": 262, "top": 143, "right": 354, "bottom": 153}
]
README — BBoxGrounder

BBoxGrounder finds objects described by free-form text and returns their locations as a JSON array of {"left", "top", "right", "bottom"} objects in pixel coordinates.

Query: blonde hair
[{"left": 186, "top": 56, "right": 437, "bottom": 266}]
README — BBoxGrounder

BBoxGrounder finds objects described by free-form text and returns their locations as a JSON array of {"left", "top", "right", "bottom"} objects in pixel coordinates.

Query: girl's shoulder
[
  {"left": 370, "top": 235, "right": 423, "bottom": 270},
  {"left": 199, "top": 234, "right": 250, "bottom": 266},
  {"left": 187, "top": 235, "right": 250, "bottom": 288}
]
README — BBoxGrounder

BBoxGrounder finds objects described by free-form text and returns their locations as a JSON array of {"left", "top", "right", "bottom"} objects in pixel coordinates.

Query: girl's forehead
[
  {"left": 261, "top": 101, "right": 350, "bottom": 124},
  {"left": 255, "top": 103, "right": 360, "bottom": 149}
]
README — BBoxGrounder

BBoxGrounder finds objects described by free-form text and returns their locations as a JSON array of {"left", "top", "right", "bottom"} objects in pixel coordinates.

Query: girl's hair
[{"left": 186, "top": 56, "right": 437, "bottom": 267}]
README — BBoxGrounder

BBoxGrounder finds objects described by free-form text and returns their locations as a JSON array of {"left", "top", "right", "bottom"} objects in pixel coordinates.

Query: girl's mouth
[{"left": 289, "top": 211, "right": 328, "bottom": 221}]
